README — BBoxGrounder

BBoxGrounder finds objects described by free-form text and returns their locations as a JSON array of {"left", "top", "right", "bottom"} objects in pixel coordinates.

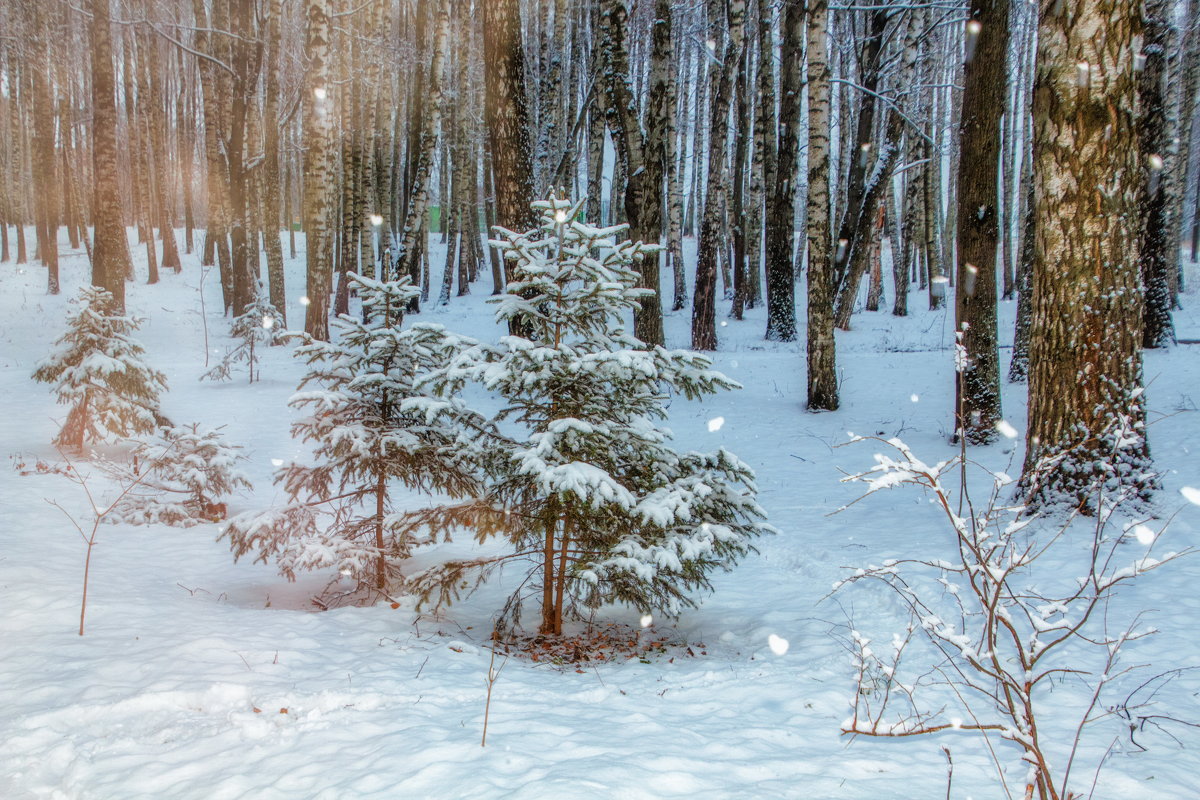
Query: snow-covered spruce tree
[
  {"left": 104, "top": 424, "right": 252, "bottom": 526},
  {"left": 403, "top": 197, "right": 771, "bottom": 636},
  {"left": 221, "top": 274, "right": 484, "bottom": 598},
  {"left": 202, "top": 293, "right": 285, "bottom": 383},
  {"left": 33, "top": 286, "right": 168, "bottom": 450}
]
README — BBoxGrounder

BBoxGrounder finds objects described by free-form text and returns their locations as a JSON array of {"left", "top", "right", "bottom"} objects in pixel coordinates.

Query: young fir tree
[
  {"left": 33, "top": 286, "right": 168, "bottom": 450},
  {"left": 202, "top": 293, "right": 285, "bottom": 384},
  {"left": 404, "top": 198, "right": 771, "bottom": 636},
  {"left": 106, "top": 424, "right": 252, "bottom": 526},
  {"left": 221, "top": 274, "right": 483, "bottom": 596}
]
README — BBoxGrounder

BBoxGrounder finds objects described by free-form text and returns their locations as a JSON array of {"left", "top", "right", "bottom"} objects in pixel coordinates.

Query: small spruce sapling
[
  {"left": 403, "top": 197, "right": 772, "bottom": 636},
  {"left": 33, "top": 286, "right": 168, "bottom": 450},
  {"left": 221, "top": 274, "right": 483, "bottom": 599},
  {"left": 202, "top": 294, "right": 285, "bottom": 383},
  {"left": 103, "top": 424, "right": 252, "bottom": 526}
]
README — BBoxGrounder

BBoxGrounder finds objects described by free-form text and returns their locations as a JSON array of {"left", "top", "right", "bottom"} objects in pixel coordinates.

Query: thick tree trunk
[
  {"left": 89, "top": 0, "right": 132, "bottom": 312},
  {"left": 1021, "top": 0, "right": 1154, "bottom": 510},
  {"left": 485, "top": 0, "right": 537, "bottom": 236},
  {"left": 485, "top": 0, "right": 537, "bottom": 336}
]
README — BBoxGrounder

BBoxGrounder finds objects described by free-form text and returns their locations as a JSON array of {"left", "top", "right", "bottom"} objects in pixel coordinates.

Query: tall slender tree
[
  {"left": 692, "top": 0, "right": 745, "bottom": 351},
  {"left": 763, "top": 0, "right": 800, "bottom": 343},
  {"left": 954, "top": 0, "right": 1008, "bottom": 443},
  {"left": 600, "top": 0, "right": 667, "bottom": 347},
  {"left": 1138, "top": 0, "right": 1178, "bottom": 349},
  {"left": 804, "top": 0, "right": 837, "bottom": 409},
  {"left": 89, "top": 0, "right": 132, "bottom": 312},
  {"left": 302, "top": 0, "right": 334, "bottom": 341}
]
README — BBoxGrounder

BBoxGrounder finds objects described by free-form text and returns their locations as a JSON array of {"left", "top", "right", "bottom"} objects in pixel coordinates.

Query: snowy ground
[{"left": 1, "top": 229, "right": 1198, "bottom": 799}]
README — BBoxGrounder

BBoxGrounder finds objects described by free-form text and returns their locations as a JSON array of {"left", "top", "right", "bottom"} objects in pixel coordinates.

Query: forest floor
[{"left": 1, "top": 229, "right": 1198, "bottom": 799}]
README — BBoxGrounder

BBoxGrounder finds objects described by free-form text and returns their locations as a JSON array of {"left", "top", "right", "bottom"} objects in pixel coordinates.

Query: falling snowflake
[{"left": 995, "top": 420, "right": 1018, "bottom": 439}]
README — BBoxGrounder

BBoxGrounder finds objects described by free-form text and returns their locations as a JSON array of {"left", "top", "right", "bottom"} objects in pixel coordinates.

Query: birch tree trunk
[
  {"left": 1021, "top": 0, "right": 1153, "bottom": 510},
  {"left": 261, "top": 0, "right": 286, "bottom": 325},
  {"left": 666, "top": 21, "right": 687, "bottom": 311},
  {"left": 302, "top": 0, "right": 334, "bottom": 341},
  {"left": 804, "top": 0, "right": 836, "bottom": 406}
]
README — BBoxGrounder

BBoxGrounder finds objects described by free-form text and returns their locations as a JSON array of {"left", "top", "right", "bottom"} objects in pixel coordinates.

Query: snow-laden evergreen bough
[
  {"left": 400, "top": 197, "right": 773, "bottom": 635},
  {"left": 221, "top": 274, "right": 485, "bottom": 598},
  {"left": 102, "top": 424, "right": 252, "bottom": 527},
  {"left": 33, "top": 286, "right": 168, "bottom": 449},
  {"left": 202, "top": 293, "right": 285, "bottom": 383},
  {"left": 832, "top": 435, "right": 1191, "bottom": 800}
]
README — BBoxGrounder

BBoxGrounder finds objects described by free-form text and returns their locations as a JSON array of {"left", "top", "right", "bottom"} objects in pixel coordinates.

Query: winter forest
[{"left": 2, "top": 0, "right": 1200, "bottom": 796}]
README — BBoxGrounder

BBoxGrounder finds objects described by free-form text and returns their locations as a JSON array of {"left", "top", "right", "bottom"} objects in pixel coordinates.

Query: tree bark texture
[
  {"left": 1022, "top": 0, "right": 1154, "bottom": 509},
  {"left": 485, "top": 0, "right": 537, "bottom": 237},
  {"left": 1138, "top": 0, "right": 1178, "bottom": 348},
  {"left": 954, "top": 0, "right": 1008, "bottom": 444},
  {"left": 804, "top": 0, "right": 837, "bottom": 408},
  {"left": 89, "top": 0, "right": 132, "bottom": 312},
  {"left": 302, "top": 0, "right": 334, "bottom": 341}
]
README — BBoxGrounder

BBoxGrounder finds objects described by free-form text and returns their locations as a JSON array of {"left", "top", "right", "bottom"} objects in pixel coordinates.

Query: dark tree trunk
[
  {"left": 484, "top": 0, "right": 537, "bottom": 235},
  {"left": 1138, "top": 0, "right": 1178, "bottom": 349},
  {"left": 692, "top": 0, "right": 745, "bottom": 351},
  {"left": 765, "top": 0, "right": 801, "bottom": 343},
  {"left": 89, "top": 0, "right": 132, "bottom": 312},
  {"left": 954, "top": 0, "right": 1008, "bottom": 444}
]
